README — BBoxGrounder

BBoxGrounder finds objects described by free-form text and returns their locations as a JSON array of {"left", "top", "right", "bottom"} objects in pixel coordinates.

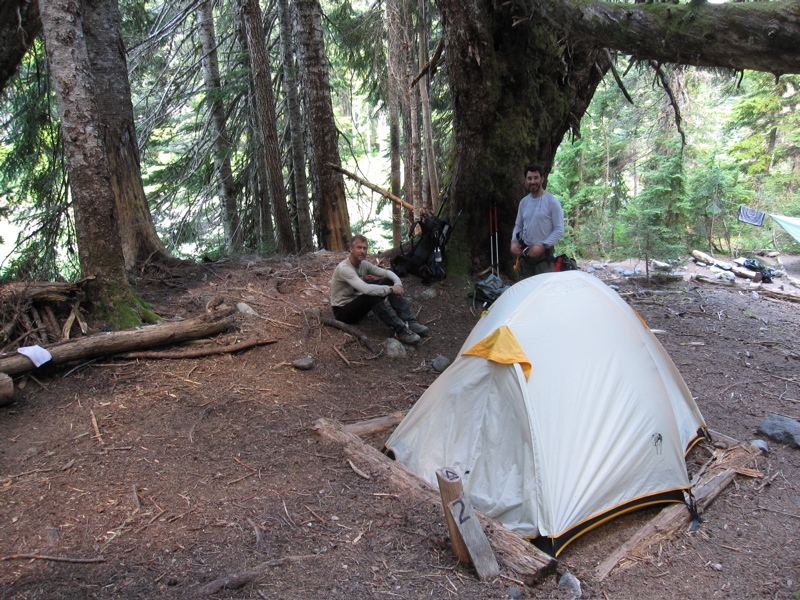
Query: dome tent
[{"left": 385, "top": 270, "right": 708, "bottom": 556}]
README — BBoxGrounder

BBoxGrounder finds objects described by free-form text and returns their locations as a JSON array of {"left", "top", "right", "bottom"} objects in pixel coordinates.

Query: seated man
[{"left": 331, "top": 235, "right": 430, "bottom": 345}]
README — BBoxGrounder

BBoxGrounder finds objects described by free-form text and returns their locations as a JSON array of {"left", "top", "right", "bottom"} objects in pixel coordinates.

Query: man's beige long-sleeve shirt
[{"left": 330, "top": 258, "right": 401, "bottom": 308}]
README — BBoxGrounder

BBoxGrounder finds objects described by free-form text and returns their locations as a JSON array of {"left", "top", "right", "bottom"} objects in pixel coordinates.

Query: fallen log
[
  {"left": 730, "top": 264, "right": 759, "bottom": 280},
  {"left": 0, "top": 307, "right": 236, "bottom": 376},
  {"left": 754, "top": 288, "right": 800, "bottom": 304},
  {"left": 311, "top": 417, "right": 557, "bottom": 585},
  {"left": 691, "top": 275, "right": 800, "bottom": 303},
  {"left": 690, "top": 274, "right": 736, "bottom": 287},
  {"left": 318, "top": 315, "right": 382, "bottom": 355},
  {"left": 344, "top": 412, "right": 405, "bottom": 436},
  {"left": 691, "top": 249, "right": 719, "bottom": 266},
  {"left": 0, "top": 280, "right": 84, "bottom": 304},
  {"left": 595, "top": 440, "right": 757, "bottom": 581}
]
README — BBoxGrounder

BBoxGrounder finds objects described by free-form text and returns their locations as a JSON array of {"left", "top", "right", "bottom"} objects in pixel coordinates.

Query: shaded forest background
[{"left": 1, "top": 0, "right": 799, "bottom": 288}]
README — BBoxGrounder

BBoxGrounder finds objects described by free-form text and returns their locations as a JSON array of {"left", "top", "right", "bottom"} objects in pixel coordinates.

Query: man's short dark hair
[
  {"left": 349, "top": 234, "right": 368, "bottom": 248},
  {"left": 525, "top": 164, "right": 544, "bottom": 177}
]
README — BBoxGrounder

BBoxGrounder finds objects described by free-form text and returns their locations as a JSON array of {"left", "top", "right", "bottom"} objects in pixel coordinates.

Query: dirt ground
[{"left": 1, "top": 250, "right": 799, "bottom": 599}]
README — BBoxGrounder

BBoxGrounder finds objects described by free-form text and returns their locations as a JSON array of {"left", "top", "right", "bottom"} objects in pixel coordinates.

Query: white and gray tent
[{"left": 385, "top": 270, "right": 708, "bottom": 555}]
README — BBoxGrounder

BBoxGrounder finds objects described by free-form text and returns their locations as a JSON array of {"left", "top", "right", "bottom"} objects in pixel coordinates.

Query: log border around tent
[
  {"left": 338, "top": 413, "right": 760, "bottom": 587},
  {"left": 311, "top": 417, "right": 557, "bottom": 586},
  {"left": 595, "top": 432, "right": 760, "bottom": 580}
]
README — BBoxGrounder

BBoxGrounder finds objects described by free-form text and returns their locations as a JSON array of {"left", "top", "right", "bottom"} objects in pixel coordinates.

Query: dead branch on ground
[
  {"left": 306, "top": 310, "right": 381, "bottom": 355},
  {"left": 117, "top": 337, "right": 276, "bottom": 360},
  {"left": 198, "top": 555, "right": 316, "bottom": 595},
  {"left": 1, "top": 554, "right": 105, "bottom": 563}
]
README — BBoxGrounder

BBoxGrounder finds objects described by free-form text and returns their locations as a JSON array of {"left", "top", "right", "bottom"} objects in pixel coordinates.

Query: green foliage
[
  {"left": 552, "top": 62, "right": 800, "bottom": 262},
  {"left": 3, "top": 0, "right": 800, "bottom": 285},
  {"left": 325, "top": 1, "right": 388, "bottom": 106},
  {"left": 619, "top": 136, "right": 687, "bottom": 262},
  {"left": 0, "top": 39, "right": 77, "bottom": 281}
]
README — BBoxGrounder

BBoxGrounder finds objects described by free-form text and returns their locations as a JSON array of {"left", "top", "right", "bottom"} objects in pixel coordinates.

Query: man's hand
[
  {"left": 525, "top": 244, "right": 546, "bottom": 258},
  {"left": 510, "top": 240, "right": 523, "bottom": 257},
  {"left": 391, "top": 284, "right": 404, "bottom": 296}
]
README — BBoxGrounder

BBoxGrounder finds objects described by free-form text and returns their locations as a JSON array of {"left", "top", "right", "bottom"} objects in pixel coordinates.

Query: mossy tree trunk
[
  {"left": 40, "top": 0, "right": 146, "bottom": 330},
  {"left": 437, "top": 0, "right": 606, "bottom": 274}
]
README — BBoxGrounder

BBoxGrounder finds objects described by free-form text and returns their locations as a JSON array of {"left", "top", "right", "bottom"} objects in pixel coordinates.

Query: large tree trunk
[
  {"left": 250, "top": 129, "right": 276, "bottom": 251},
  {"left": 239, "top": 0, "right": 296, "bottom": 255},
  {"left": 293, "top": 0, "right": 351, "bottom": 251},
  {"left": 418, "top": 0, "right": 439, "bottom": 212},
  {"left": 198, "top": 0, "right": 241, "bottom": 253},
  {"left": 83, "top": 0, "right": 175, "bottom": 271},
  {"left": 39, "top": 0, "right": 143, "bottom": 329},
  {"left": 436, "top": 0, "right": 606, "bottom": 273},
  {"left": 386, "top": 0, "right": 404, "bottom": 247},
  {"left": 398, "top": 0, "right": 422, "bottom": 220},
  {"left": 279, "top": 0, "right": 314, "bottom": 253}
]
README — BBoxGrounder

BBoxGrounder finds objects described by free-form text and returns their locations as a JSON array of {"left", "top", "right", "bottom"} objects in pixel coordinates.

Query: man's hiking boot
[
  {"left": 395, "top": 327, "right": 421, "bottom": 345},
  {"left": 407, "top": 320, "right": 430, "bottom": 336}
]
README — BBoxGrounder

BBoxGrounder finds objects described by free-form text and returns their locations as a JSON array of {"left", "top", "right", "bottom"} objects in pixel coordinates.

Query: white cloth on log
[{"left": 16, "top": 345, "right": 53, "bottom": 367}]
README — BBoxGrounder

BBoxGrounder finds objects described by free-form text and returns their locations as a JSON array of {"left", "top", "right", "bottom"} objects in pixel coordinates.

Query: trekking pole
[
  {"left": 489, "top": 205, "right": 496, "bottom": 276},
  {"left": 492, "top": 202, "right": 500, "bottom": 277}
]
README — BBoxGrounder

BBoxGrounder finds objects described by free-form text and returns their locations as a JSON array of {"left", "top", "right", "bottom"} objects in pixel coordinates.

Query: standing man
[
  {"left": 510, "top": 164, "right": 565, "bottom": 279},
  {"left": 331, "top": 235, "right": 430, "bottom": 344}
]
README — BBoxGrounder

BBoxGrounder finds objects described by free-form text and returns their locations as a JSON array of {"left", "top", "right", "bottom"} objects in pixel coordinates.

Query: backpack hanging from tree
[{"left": 391, "top": 211, "right": 458, "bottom": 284}]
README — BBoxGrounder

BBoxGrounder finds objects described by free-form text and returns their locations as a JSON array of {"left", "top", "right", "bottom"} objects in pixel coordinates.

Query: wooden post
[
  {"left": 436, "top": 468, "right": 470, "bottom": 562},
  {"left": 312, "top": 418, "right": 557, "bottom": 585},
  {"left": 448, "top": 497, "right": 501, "bottom": 581}
]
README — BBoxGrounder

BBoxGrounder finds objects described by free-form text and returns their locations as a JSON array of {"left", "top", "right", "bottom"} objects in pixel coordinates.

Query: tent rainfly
[{"left": 385, "top": 271, "right": 708, "bottom": 556}]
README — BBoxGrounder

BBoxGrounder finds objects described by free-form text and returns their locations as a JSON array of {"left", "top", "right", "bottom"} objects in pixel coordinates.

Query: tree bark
[
  {"left": 239, "top": 0, "right": 296, "bottom": 255},
  {"left": 529, "top": 0, "right": 800, "bottom": 75},
  {"left": 386, "top": 0, "right": 404, "bottom": 247},
  {"left": 293, "top": 0, "right": 351, "bottom": 251},
  {"left": 436, "top": 0, "right": 606, "bottom": 272},
  {"left": 398, "top": 0, "right": 422, "bottom": 220},
  {"left": 0, "top": 307, "right": 236, "bottom": 376},
  {"left": 417, "top": 0, "right": 440, "bottom": 212},
  {"left": 82, "top": 0, "right": 175, "bottom": 271},
  {"left": 278, "top": 0, "right": 314, "bottom": 253},
  {"left": 198, "top": 0, "right": 241, "bottom": 253},
  {"left": 39, "top": 0, "right": 142, "bottom": 328}
]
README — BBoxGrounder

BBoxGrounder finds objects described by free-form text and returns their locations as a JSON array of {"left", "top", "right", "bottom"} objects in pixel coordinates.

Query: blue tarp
[{"left": 770, "top": 215, "right": 800, "bottom": 245}]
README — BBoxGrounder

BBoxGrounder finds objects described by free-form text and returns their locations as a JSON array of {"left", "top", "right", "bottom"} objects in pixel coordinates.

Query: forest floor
[{"left": 1, "top": 249, "right": 799, "bottom": 600}]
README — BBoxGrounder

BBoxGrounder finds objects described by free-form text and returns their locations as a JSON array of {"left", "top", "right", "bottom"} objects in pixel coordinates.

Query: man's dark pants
[
  {"left": 519, "top": 248, "right": 555, "bottom": 279},
  {"left": 332, "top": 277, "right": 414, "bottom": 332}
]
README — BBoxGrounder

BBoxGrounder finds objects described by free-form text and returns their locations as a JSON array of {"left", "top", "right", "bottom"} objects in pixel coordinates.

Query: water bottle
[{"left": 434, "top": 247, "right": 442, "bottom": 263}]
